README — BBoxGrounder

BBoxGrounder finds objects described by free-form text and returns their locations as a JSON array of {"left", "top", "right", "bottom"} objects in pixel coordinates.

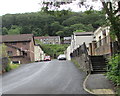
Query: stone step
[
  {"left": 91, "top": 71, "right": 106, "bottom": 74},
  {"left": 90, "top": 55, "right": 107, "bottom": 74},
  {"left": 93, "top": 66, "right": 106, "bottom": 68},
  {"left": 92, "top": 63, "right": 106, "bottom": 66},
  {"left": 93, "top": 68, "right": 106, "bottom": 71}
]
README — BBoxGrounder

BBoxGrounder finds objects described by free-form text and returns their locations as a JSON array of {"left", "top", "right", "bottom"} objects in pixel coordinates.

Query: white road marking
[{"left": 62, "top": 79, "right": 72, "bottom": 90}]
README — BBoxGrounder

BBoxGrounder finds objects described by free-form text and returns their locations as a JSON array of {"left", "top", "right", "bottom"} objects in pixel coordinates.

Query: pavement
[
  {"left": 85, "top": 73, "right": 115, "bottom": 95},
  {"left": 2, "top": 60, "right": 91, "bottom": 94}
]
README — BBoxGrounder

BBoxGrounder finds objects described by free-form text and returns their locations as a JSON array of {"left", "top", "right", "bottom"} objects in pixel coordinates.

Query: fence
[{"left": 71, "top": 43, "right": 93, "bottom": 74}]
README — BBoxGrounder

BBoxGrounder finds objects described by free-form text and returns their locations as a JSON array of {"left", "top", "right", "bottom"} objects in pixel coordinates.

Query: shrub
[
  {"left": 107, "top": 54, "right": 120, "bottom": 86},
  {"left": 5, "top": 58, "right": 11, "bottom": 72}
]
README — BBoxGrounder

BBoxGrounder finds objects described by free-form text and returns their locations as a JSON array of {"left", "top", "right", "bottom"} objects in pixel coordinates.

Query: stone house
[
  {"left": 34, "top": 36, "right": 61, "bottom": 44},
  {"left": 2, "top": 34, "right": 35, "bottom": 64}
]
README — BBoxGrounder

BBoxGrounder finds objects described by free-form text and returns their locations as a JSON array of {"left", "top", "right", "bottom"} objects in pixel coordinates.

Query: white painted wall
[
  {"left": 70, "top": 33, "right": 94, "bottom": 51},
  {"left": 75, "top": 35, "right": 93, "bottom": 48},
  {"left": 94, "top": 26, "right": 110, "bottom": 42},
  {"left": 65, "top": 46, "right": 71, "bottom": 60},
  {"left": 34, "top": 45, "right": 45, "bottom": 61},
  {"left": 65, "top": 32, "right": 94, "bottom": 60}
]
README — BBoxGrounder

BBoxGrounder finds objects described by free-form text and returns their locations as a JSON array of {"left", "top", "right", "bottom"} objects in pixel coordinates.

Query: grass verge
[
  {"left": 10, "top": 64, "right": 20, "bottom": 69},
  {"left": 71, "top": 59, "right": 81, "bottom": 69}
]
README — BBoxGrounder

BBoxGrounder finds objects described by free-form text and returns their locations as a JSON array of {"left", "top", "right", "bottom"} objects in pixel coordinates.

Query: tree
[
  {"left": 32, "top": 28, "right": 42, "bottom": 36},
  {"left": 101, "top": 1, "right": 120, "bottom": 46},
  {"left": 62, "top": 16, "right": 81, "bottom": 26},
  {"left": 0, "top": 43, "right": 8, "bottom": 57},
  {"left": 50, "top": 21, "right": 64, "bottom": 35},
  {"left": 2, "top": 27, "right": 8, "bottom": 35},
  {"left": 75, "top": 29, "right": 85, "bottom": 32},
  {"left": 8, "top": 25, "right": 21, "bottom": 35},
  {"left": 56, "top": 31, "right": 64, "bottom": 37}
]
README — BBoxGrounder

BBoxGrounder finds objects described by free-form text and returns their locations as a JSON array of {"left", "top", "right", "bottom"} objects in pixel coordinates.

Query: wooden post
[
  {"left": 92, "top": 41, "right": 97, "bottom": 56},
  {"left": 89, "top": 43, "right": 92, "bottom": 56}
]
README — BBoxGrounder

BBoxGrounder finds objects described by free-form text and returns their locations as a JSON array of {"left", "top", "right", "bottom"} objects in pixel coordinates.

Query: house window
[
  {"left": 23, "top": 42, "right": 27, "bottom": 45},
  {"left": 12, "top": 61, "right": 20, "bottom": 64},
  {"left": 7, "top": 51, "right": 13, "bottom": 56},
  {"left": 102, "top": 30, "right": 106, "bottom": 36},
  {"left": 44, "top": 39, "right": 46, "bottom": 41},
  {"left": 56, "top": 41, "right": 59, "bottom": 44},
  {"left": 99, "top": 36, "right": 101, "bottom": 46},
  {"left": 23, "top": 51, "right": 27, "bottom": 56}
]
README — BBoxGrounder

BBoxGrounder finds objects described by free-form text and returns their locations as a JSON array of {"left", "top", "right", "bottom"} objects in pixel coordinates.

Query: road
[{"left": 2, "top": 60, "right": 89, "bottom": 94}]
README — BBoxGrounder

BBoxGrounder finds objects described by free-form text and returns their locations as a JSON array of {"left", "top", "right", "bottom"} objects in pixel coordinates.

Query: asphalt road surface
[{"left": 2, "top": 60, "right": 89, "bottom": 94}]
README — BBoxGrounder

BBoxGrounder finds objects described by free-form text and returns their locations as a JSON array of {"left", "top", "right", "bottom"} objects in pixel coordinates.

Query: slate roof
[
  {"left": 73, "top": 32, "right": 93, "bottom": 36},
  {"left": 34, "top": 36, "right": 60, "bottom": 39},
  {"left": 1, "top": 34, "right": 34, "bottom": 42}
]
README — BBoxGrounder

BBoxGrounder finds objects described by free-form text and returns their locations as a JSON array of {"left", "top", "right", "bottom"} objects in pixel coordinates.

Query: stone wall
[{"left": 71, "top": 43, "right": 92, "bottom": 74}]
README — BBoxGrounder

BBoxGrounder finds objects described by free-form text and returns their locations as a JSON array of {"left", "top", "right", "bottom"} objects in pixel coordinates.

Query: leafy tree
[
  {"left": 20, "top": 26, "right": 32, "bottom": 34},
  {"left": 0, "top": 43, "right": 8, "bottom": 57},
  {"left": 2, "top": 27, "right": 8, "bottom": 35},
  {"left": 70, "top": 23, "right": 86, "bottom": 31},
  {"left": 0, "top": 44, "right": 11, "bottom": 72},
  {"left": 32, "top": 28, "right": 42, "bottom": 36},
  {"left": 63, "top": 27, "right": 73, "bottom": 36},
  {"left": 50, "top": 21, "right": 64, "bottom": 35},
  {"left": 62, "top": 16, "right": 81, "bottom": 26},
  {"left": 107, "top": 54, "right": 120, "bottom": 86},
  {"left": 2, "top": 14, "right": 16, "bottom": 28},
  {"left": 56, "top": 31, "right": 64, "bottom": 37},
  {"left": 8, "top": 25, "right": 21, "bottom": 35},
  {"left": 75, "top": 30, "right": 85, "bottom": 32},
  {"left": 101, "top": 1, "right": 120, "bottom": 46}
]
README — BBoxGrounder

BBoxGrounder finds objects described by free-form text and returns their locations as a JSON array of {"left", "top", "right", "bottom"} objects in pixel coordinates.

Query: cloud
[
  {"left": 0, "top": 0, "right": 102, "bottom": 16},
  {"left": 0, "top": 0, "right": 40, "bottom": 16}
]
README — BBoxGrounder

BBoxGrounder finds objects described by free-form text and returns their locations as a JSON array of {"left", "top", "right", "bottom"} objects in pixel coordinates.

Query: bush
[
  {"left": 5, "top": 58, "right": 11, "bottom": 72},
  {"left": 107, "top": 54, "right": 120, "bottom": 86},
  {"left": 5, "top": 64, "right": 11, "bottom": 72}
]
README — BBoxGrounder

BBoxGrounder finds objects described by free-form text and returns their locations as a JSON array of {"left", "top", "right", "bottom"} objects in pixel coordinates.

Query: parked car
[
  {"left": 44, "top": 56, "right": 51, "bottom": 61},
  {"left": 57, "top": 54, "right": 66, "bottom": 60}
]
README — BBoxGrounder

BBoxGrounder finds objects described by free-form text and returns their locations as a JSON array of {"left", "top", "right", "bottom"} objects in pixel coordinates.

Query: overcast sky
[{"left": 0, "top": 0, "right": 102, "bottom": 16}]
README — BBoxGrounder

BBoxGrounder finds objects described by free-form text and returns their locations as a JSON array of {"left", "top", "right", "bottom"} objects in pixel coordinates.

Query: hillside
[{"left": 2, "top": 10, "right": 106, "bottom": 37}]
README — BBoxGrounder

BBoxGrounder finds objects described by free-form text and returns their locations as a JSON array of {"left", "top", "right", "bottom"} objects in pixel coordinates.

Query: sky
[{"left": 0, "top": 0, "right": 103, "bottom": 16}]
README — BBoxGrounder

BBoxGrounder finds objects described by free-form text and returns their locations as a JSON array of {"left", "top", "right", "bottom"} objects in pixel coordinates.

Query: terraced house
[
  {"left": 1, "top": 34, "right": 35, "bottom": 64},
  {"left": 34, "top": 36, "right": 61, "bottom": 44}
]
